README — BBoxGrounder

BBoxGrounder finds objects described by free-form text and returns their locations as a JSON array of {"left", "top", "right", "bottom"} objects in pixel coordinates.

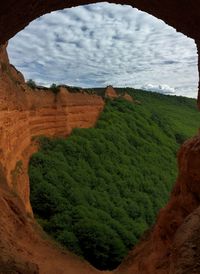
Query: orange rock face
[
  {"left": 121, "top": 93, "right": 134, "bottom": 102},
  {"left": 105, "top": 86, "right": 135, "bottom": 102},
  {"left": 105, "top": 86, "right": 118, "bottom": 99},
  {"left": 0, "top": 45, "right": 104, "bottom": 214}
]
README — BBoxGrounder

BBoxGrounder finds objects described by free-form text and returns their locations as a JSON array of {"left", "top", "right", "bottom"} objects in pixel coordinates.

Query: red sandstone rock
[
  {"left": 121, "top": 93, "right": 134, "bottom": 102},
  {"left": 105, "top": 86, "right": 118, "bottom": 99}
]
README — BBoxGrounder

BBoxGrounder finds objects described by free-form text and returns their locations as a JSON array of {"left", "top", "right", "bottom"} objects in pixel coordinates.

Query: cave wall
[{"left": 1, "top": 1, "right": 200, "bottom": 43}]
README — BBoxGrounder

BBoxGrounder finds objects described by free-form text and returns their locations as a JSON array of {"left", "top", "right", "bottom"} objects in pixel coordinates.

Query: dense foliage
[{"left": 29, "top": 89, "right": 200, "bottom": 270}]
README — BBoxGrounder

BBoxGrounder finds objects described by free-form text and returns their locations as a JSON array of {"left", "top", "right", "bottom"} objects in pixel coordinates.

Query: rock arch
[{"left": 0, "top": 1, "right": 200, "bottom": 42}]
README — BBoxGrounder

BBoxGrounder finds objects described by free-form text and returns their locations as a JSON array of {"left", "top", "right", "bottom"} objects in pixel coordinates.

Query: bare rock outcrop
[
  {"left": 105, "top": 86, "right": 118, "bottom": 99},
  {"left": 121, "top": 93, "right": 134, "bottom": 102},
  {"left": 105, "top": 87, "right": 134, "bottom": 102}
]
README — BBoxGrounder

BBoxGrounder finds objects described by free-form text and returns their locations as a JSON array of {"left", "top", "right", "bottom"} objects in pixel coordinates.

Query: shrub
[
  {"left": 175, "top": 133, "right": 187, "bottom": 144},
  {"left": 27, "top": 79, "right": 37, "bottom": 89},
  {"left": 50, "top": 83, "right": 60, "bottom": 94}
]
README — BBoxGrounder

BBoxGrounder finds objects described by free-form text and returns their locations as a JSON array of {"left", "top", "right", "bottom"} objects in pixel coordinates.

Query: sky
[{"left": 8, "top": 2, "right": 198, "bottom": 98}]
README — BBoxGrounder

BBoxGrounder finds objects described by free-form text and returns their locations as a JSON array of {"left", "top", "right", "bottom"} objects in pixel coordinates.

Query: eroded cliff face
[{"left": 0, "top": 44, "right": 104, "bottom": 214}]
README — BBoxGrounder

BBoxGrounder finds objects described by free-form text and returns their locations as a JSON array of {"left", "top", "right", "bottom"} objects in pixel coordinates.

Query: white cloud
[
  {"left": 8, "top": 2, "right": 198, "bottom": 98},
  {"left": 141, "top": 84, "right": 175, "bottom": 94}
]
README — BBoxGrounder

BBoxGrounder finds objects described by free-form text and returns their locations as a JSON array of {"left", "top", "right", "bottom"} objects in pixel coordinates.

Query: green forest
[{"left": 29, "top": 88, "right": 200, "bottom": 270}]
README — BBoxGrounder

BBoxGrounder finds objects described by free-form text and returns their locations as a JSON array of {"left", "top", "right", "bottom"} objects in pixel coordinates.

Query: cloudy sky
[{"left": 8, "top": 3, "right": 198, "bottom": 98}]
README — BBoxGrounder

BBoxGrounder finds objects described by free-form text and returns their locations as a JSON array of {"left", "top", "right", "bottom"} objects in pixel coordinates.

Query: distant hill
[{"left": 29, "top": 89, "right": 200, "bottom": 270}]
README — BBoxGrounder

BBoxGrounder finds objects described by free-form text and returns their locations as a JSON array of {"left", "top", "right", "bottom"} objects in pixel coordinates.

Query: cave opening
[
  {"left": 8, "top": 3, "right": 198, "bottom": 97},
  {"left": 3, "top": 2, "right": 200, "bottom": 272}
]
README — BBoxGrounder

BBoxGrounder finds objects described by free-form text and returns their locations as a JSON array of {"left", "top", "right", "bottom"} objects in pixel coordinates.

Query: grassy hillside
[{"left": 29, "top": 89, "right": 200, "bottom": 270}]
